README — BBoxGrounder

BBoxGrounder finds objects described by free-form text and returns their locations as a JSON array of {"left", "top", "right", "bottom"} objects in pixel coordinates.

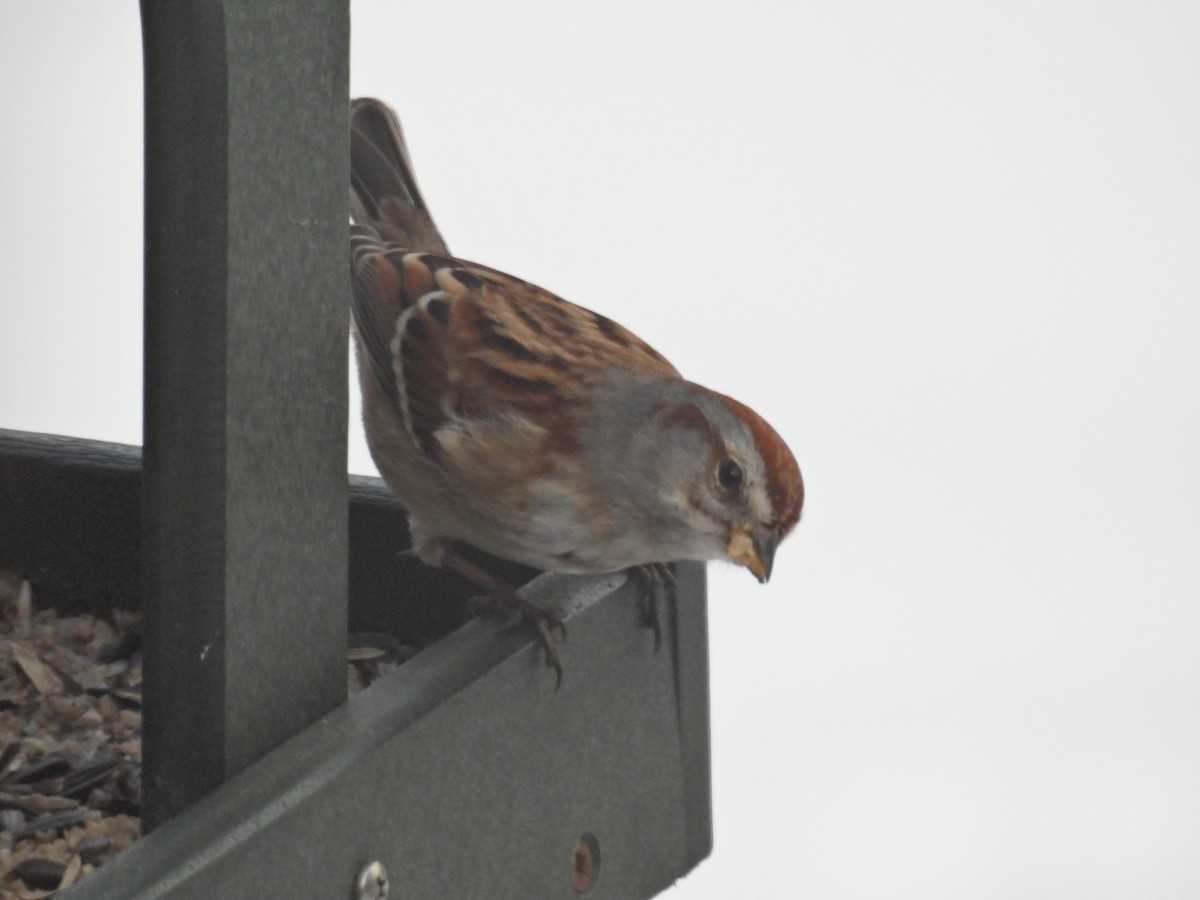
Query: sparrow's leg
[
  {"left": 439, "top": 546, "right": 566, "bottom": 688},
  {"left": 631, "top": 562, "right": 676, "bottom": 651}
]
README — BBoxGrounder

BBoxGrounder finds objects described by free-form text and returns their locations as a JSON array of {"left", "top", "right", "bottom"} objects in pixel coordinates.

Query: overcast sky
[{"left": 3, "top": 2, "right": 1199, "bottom": 897}]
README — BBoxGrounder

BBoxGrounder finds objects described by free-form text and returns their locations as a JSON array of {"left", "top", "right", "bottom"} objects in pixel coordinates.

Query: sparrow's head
[
  {"left": 675, "top": 389, "right": 803, "bottom": 581},
  {"left": 603, "top": 379, "right": 804, "bottom": 580},
  {"left": 708, "top": 393, "right": 803, "bottom": 580}
]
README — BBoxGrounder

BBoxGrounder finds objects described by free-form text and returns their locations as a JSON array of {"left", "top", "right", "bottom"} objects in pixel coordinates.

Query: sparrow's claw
[
  {"left": 533, "top": 616, "right": 565, "bottom": 689},
  {"left": 447, "top": 546, "right": 567, "bottom": 687},
  {"left": 632, "top": 562, "right": 676, "bottom": 651},
  {"left": 519, "top": 603, "right": 566, "bottom": 641},
  {"left": 471, "top": 590, "right": 565, "bottom": 688}
]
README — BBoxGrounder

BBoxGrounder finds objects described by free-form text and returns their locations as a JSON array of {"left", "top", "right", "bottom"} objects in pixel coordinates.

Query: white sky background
[{"left": 3, "top": 2, "right": 1200, "bottom": 897}]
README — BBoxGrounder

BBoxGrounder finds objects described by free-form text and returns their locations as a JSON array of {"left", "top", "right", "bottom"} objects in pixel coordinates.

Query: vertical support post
[{"left": 140, "top": 0, "right": 350, "bottom": 829}]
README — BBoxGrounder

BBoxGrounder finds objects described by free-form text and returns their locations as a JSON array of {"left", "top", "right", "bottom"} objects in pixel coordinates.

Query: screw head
[{"left": 355, "top": 861, "right": 388, "bottom": 900}]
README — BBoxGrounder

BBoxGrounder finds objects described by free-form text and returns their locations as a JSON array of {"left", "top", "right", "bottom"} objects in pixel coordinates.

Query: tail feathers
[{"left": 350, "top": 98, "right": 449, "bottom": 254}]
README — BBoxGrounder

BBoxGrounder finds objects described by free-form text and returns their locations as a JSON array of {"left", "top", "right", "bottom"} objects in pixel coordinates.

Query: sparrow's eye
[{"left": 716, "top": 458, "right": 744, "bottom": 493}]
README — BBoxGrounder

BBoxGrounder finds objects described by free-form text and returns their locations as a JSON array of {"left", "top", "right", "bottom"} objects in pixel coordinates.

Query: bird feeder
[{"left": 0, "top": 2, "right": 712, "bottom": 897}]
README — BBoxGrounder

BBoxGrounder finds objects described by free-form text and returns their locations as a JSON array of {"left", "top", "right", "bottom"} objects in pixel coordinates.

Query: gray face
[{"left": 580, "top": 374, "right": 775, "bottom": 569}]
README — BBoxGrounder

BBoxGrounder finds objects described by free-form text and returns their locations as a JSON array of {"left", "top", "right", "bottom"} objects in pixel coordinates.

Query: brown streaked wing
[
  {"left": 350, "top": 226, "right": 406, "bottom": 409},
  {"left": 442, "top": 264, "right": 681, "bottom": 425},
  {"left": 351, "top": 231, "right": 681, "bottom": 460}
]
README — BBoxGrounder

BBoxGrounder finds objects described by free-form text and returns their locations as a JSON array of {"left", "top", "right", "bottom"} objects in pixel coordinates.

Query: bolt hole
[{"left": 571, "top": 832, "right": 601, "bottom": 894}]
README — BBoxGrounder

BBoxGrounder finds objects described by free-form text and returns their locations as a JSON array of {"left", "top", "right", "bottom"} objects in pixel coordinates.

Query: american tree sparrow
[{"left": 349, "top": 98, "right": 803, "bottom": 683}]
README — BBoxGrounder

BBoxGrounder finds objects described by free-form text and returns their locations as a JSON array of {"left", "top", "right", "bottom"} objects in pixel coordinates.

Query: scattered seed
[
  {"left": 74, "top": 836, "right": 112, "bottom": 865},
  {"left": 7, "top": 753, "right": 74, "bottom": 786},
  {"left": 20, "top": 794, "right": 78, "bottom": 814},
  {"left": 12, "top": 856, "right": 66, "bottom": 890},
  {"left": 74, "top": 707, "right": 104, "bottom": 728},
  {"left": 14, "top": 808, "right": 88, "bottom": 840},
  {"left": 0, "top": 742, "right": 20, "bottom": 774},
  {"left": 0, "top": 572, "right": 419, "bottom": 894},
  {"left": 60, "top": 751, "right": 122, "bottom": 800},
  {"left": 58, "top": 853, "right": 83, "bottom": 889},
  {"left": 95, "top": 693, "right": 118, "bottom": 720},
  {"left": 11, "top": 644, "right": 62, "bottom": 696},
  {"left": 15, "top": 580, "right": 33, "bottom": 634}
]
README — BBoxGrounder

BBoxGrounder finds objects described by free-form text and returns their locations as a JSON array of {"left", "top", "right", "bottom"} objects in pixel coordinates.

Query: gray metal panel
[
  {"left": 139, "top": 0, "right": 350, "bottom": 827},
  {"left": 1, "top": 429, "right": 713, "bottom": 897},
  {"left": 4, "top": 0, "right": 715, "bottom": 888},
  {"left": 62, "top": 566, "right": 712, "bottom": 899},
  {"left": 0, "top": 429, "right": 465, "bottom": 638},
  {"left": 0, "top": 430, "right": 141, "bottom": 615}
]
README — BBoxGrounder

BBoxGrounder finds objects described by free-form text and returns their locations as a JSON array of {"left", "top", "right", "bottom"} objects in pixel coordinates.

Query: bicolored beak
[{"left": 726, "top": 526, "right": 779, "bottom": 584}]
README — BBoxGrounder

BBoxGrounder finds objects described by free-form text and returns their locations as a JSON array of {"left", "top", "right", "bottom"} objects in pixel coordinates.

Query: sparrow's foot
[
  {"left": 441, "top": 545, "right": 566, "bottom": 688},
  {"left": 468, "top": 591, "right": 566, "bottom": 687},
  {"left": 631, "top": 562, "right": 676, "bottom": 650}
]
